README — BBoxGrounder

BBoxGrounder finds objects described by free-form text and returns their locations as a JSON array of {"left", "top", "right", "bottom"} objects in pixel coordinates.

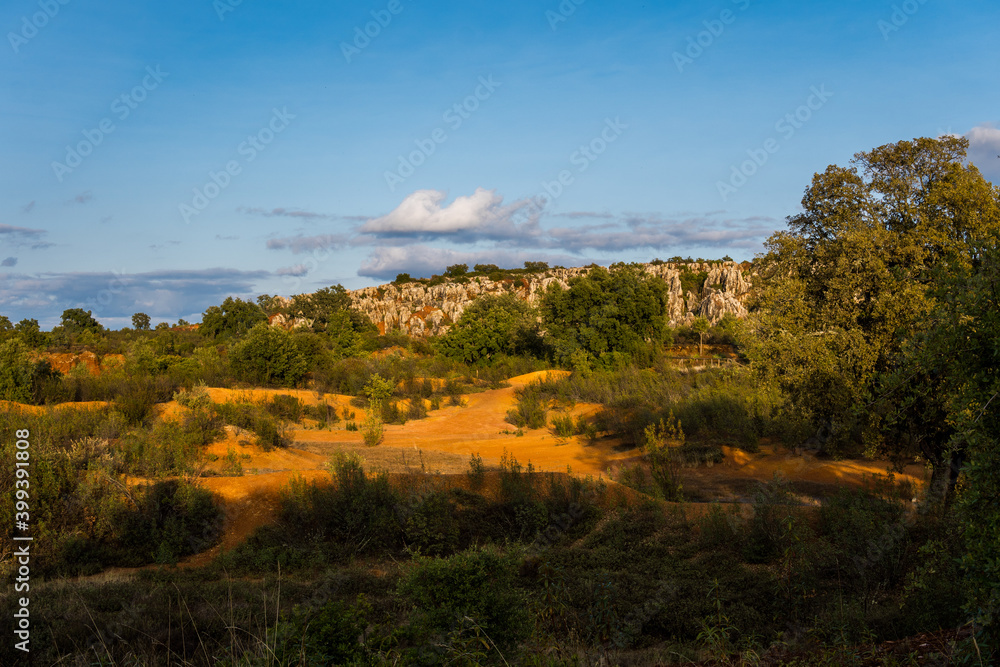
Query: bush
[
  {"left": 505, "top": 383, "right": 548, "bottom": 429},
  {"left": 819, "top": 488, "right": 907, "bottom": 600},
  {"left": 398, "top": 546, "right": 531, "bottom": 653},
  {"left": 213, "top": 399, "right": 288, "bottom": 450},
  {"left": 228, "top": 323, "right": 307, "bottom": 387},
  {"left": 436, "top": 294, "right": 544, "bottom": 364},
  {"left": 276, "top": 596, "right": 371, "bottom": 665},
  {"left": 467, "top": 453, "right": 485, "bottom": 490},
  {"left": 277, "top": 456, "right": 403, "bottom": 557},
  {"left": 113, "top": 375, "right": 176, "bottom": 426},
  {"left": 265, "top": 393, "right": 304, "bottom": 421},
  {"left": 744, "top": 477, "right": 806, "bottom": 564},
  {"left": 405, "top": 491, "right": 460, "bottom": 556},
  {"left": 405, "top": 398, "right": 428, "bottom": 421},
  {"left": 551, "top": 413, "right": 574, "bottom": 437}
]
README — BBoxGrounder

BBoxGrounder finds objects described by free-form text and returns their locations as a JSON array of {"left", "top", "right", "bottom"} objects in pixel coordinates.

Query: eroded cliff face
[{"left": 344, "top": 261, "right": 752, "bottom": 337}]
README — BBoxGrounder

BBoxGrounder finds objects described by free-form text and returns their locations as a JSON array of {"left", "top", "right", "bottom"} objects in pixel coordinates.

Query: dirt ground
[{"left": 9, "top": 370, "right": 929, "bottom": 567}]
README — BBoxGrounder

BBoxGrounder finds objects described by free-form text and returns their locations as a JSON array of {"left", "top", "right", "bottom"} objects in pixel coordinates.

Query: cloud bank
[{"left": 966, "top": 123, "right": 1000, "bottom": 182}]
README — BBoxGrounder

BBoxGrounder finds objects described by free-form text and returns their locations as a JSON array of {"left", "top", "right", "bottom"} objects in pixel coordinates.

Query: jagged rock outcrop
[{"left": 341, "top": 261, "right": 752, "bottom": 337}]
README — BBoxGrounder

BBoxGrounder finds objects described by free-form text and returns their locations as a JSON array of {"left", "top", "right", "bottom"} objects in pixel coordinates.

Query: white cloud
[
  {"left": 276, "top": 264, "right": 309, "bottom": 276},
  {"left": 361, "top": 188, "right": 534, "bottom": 235}
]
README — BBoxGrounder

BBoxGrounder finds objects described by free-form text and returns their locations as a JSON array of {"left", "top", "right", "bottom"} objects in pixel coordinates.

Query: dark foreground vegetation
[
  {"left": 1, "top": 136, "right": 998, "bottom": 664},
  {"left": 0, "top": 452, "right": 984, "bottom": 665}
]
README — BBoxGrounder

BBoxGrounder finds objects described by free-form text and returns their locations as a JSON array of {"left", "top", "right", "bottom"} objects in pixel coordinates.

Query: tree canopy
[
  {"left": 742, "top": 135, "right": 1000, "bottom": 473},
  {"left": 541, "top": 264, "right": 666, "bottom": 365},
  {"left": 436, "top": 294, "right": 543, "bottom": 364},
  {"left": 132, "top": 312, "right": 151, "bottom": 331},
  {"left": 228, "top": 322, "right": 307, "bottom": 387},
  {"left": 200, "top": 297, "right": 267, "bottom": 339},
  {"left": 60, "top": 308, "right": 103, "bottom": 335}
]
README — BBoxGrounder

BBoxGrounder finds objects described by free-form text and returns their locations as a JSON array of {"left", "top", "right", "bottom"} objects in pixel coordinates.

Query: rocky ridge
[{"left": 345, "top": 261, "right": 752, "bottom": 337}]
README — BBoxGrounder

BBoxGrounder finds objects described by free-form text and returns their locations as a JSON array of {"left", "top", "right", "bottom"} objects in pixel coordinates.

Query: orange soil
[
  {"left": 649, "top": 444, "right": 927, "bottom": 504},
  {"left": 32, "top": 351, "right": 125, "bottom": 375},
  {"left": 5, "top": 370, "right": 928, "bottom": 569}
]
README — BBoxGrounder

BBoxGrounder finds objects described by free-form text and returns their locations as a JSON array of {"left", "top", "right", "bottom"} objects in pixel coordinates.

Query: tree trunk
[{"left": 926, "top": 450, "right": 966, "bottom": 510}]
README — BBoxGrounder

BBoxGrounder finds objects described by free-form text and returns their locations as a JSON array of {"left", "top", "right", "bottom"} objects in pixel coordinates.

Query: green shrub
[
  {"left": 276, "top": 596, "right": 371, "bottom": 665},
  {"left": 120, "top": 419, "right": 203, "bottom": 476},
  {"left": 744, "top": 477, "right": 805, "bottom": 564},
  {"left": 228, "top": 323, "right": 307, "bottom": 387},
  {"left": 311, "top": 400, "right": 340, "bottom": 426},
  {"left": 112, "top": 377, "right": 159, "bottom": 426},
  {"left": 213, "top": 399, "right": 288, "bottom": 450},
  {"left": 398, "top": 546, "right": 531, "bottom": 653},
  {"left": 819, "top": 488, "right": 907, "bottom": 600},
  {"left": 278, "top": 456, "right": 403, "bottom": 557},
  {"left": 265, "top": 393, "right": 304, "bottom": 421},
  {"left": 698, "top": 503, "right": 743, "bottom": 551},
  {"left": 645, "top": 414, "right": 684, "bottom": 501},
  {"left": 506, "top": 384, "right": 548, "bottom": 429},
  {"left": 381, "top": 400, "right": 405, "bottom": 425},
  {"left": 405, "top": 491, "right": 460, "bottom": 556},
  {"left": 467, "top": 453, "right": 485, "bottom": 490},
  {"left": 406, "top": 397, "right": 428, "bottom": 420},
  {"left": 551, "top": 414, "right": 574, "bottom": 437}
]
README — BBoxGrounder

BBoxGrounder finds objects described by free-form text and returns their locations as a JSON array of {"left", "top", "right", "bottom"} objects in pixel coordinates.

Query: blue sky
[{"left": 2, "top": 0, "right": 998, "bottom": 328}]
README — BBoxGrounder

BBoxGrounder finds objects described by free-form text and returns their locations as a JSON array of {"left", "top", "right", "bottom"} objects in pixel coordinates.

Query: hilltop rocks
[{"left": 342, "top": 261, "right": 753, "bottom": 337}]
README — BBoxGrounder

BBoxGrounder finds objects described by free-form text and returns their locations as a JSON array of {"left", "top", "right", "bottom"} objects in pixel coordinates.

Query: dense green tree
[
  {"left": 901, "top": 236, "right": 1000, "bottom": 640},
  {"left": 473, "top": 263, "right": 500, "bottom": 273},
  {"left": 436, "top": 294, "right": 543, "bottom": 364},
  {"left": 61, "top": 308, "right": 103, "bottom": 335},
  {"left": 0, "top": 338, "right": 33, "bottom": 402},
  {"left": 541, "top": 264, "right": 666, "bottom": 364},
  {"left": 444, "top": 263, "right": 468, "bottom": 277},
  {"left": 228, "top": 322, "right": 307, "bottom": 387},
  {"left": 0, "top": 315, "right": 11, "bottom": 332},
  {"left": 131, "top": 312, "right": 151, "bottom": 331},
  {"left": 200, "top": 297, "right": 267, "bottom": 339},
  {"left": 286, "top": 286, "right": 376, "bottom": 355},
  {"left": 14, "top": 318, "right": 44, "bottom": 347},
  {"left": 289, "top": 285, "right": 352, "bottom": 327},
  {"left": 742, "top": 136, "right": 1000, "bottom": 467},
  {"left": 256, "top": 294, "right": 283, "bottom": 316},
  {"left": 524, "top": 261, "right": 549, "bottom": 272}
]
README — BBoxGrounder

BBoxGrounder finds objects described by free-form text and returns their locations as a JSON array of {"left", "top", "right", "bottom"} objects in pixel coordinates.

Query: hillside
[{"left": 335, "top": 261, "right": 753, "bottom": 337}]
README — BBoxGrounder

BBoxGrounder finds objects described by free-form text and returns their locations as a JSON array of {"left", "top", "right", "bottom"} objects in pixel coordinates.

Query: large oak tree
[{"left": 743, "top": 136, "right": 1000, "bottom": 496}]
